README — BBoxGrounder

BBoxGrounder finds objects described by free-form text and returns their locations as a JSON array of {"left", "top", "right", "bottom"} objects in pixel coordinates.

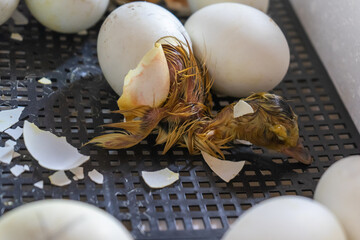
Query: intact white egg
[
  {"left": 25, "top": 0, "right": 109, "bottom": 33},
  {"left": 222, "top": 196, "right": 346, "bottom": 240},
  {"left": 188, "top": 0, "right": 269, "bottom": 13},
  {"left": 0, "top": 0, "right": 20, "bottom": 25},
  {"left": 185, "top": 3, "right": 290, "bottom": 97},
  {"left": 315, "top": 155, "right": 360, "bottom": 240},
  {"left": 0, "top": 200, "right": 133, "bottom": 240},
  {"left": 97, "top": 2, "right": 190, "bottom": 96}
]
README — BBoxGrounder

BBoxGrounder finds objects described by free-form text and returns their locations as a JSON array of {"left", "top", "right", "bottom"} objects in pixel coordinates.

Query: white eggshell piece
[
  {"left": 23, "top": 121, "right": 90, "bottom": 170},
  {"left": 4, "top": 126, "right": 23, "bottom": 140},
  {"left": 0, "top": 107, "right": 24, "bottom": 132},
  {"left": 10, "top": 33, "right": 23, "bottom": 41},
  {"left": 11, "top": 9, "right": 29, "bottom": 25},
  {"left": 314, "top": 155, "right": 360, "bottom": 240},
  {"left": 25, "top": 0, "right": 109, "bottom": 33},
  {"left": 142, "top": 168, "right": 179, "bottom": 189},
  {"left": 188, "top": 0, "right": 269, "bottom": 13},
  {"left": 97, "top": 1, "right": 190, "bottom": 96},
  {"left": 77, "top": 30, "right": 88, "bottom": 36},
  {"left": 12, "top": 152, "right": 21, "bottom": 159},
  {"left": 70, "top": 167, "right": 84, "bottom": 180},
  {"left": 10, "top": 165, "right": 26, "bottom": 177},
  {"left": 0, "top": 200, "right": 134, "bottom": 240},
  {"left": 201, "top": 151, "right": 245, "bottom": 182},
  {"left": 0, "top": 140, "right": 17, "bottom": 164},
  {"left": 49, "top": 171, "right": 71, "bottom": 187},
  {"left": 233, "top": 100, "right": 254, "bottom": 118},
  {"left": 185, "top": 3, "right": 290, "bottom": 97},
  {"left": 88, "top": 169, "right": 104, "bottom": 184},
  {"left": 0, "top": 0, "right": 20, "bottom": 25},
  {"left": 37, "top": 77, "right": 52, "bottom": 85},
  {"left": 23, "top": 165, "right": 30, "bottom": 171},
  {"left": 34, "top": 180, "right": 44, "bottom": 189},
  {"left": 222, "top": 196, "right": 347, "bottom": 240}
]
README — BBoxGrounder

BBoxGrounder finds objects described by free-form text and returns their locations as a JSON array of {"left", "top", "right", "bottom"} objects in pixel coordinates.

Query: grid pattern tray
[{"left": 1, "top": 1, "right": 360, "bottom": 239}]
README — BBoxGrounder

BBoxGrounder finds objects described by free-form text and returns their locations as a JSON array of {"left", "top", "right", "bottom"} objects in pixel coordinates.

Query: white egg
[
  {"left": 0, "top": 0, "right": 19, "bottom": 25},
  {"left": 222, "top": 196, "right": 346, "bottom": 240},
  {"left": 188, "top": 0, "right": 269, "bottom": 13},
  {"left": 97, "top": 2, "right": 190, "bottom": 96},
  {"left": 185, "top": 3, "right": 290, "bottom": 97},
  {"left": 25, "top": 0, "right": 109, "bottom": 33},
  {"left": 315, "top": 155, "right": 360, "bottom": 240},
  {"left": 0, "top": 200, "right": 133, "bottom": 240}
]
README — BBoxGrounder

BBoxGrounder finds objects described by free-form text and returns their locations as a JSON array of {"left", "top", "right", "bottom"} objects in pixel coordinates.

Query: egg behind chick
[{"left": 185, "top": 3, "right": 290, "bottom": 97}]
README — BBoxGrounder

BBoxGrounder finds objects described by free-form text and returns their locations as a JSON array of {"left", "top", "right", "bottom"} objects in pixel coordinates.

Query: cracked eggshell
[
  {"left": 25, "top": 0, "right": 109, "bottom": 33},
  {"left": 185, "top": 3, "right": 289, "bottom": 97},
  {"left": 314, "top": 155, "right": 360, "bottom": 240},
  {"left": 0, "top": 200, "right": 133, "bottom": 240},
  {"left": 0, "top": 0, "right": 20, "bottom": 26},
  {"left": 201, "top": 151, "right": 245, "bottom": 182},
  {"left": 23, "top": 121, "right": 90, "bottom": 170},
  {"left": 222, "top": 196, "right": 347, "bottom": 240},
  {"left": 97, "top": 1, "right": 190, "bottom": 96},
  {"left": 188, "top": 0, "right": 269, "bottom": 13}
]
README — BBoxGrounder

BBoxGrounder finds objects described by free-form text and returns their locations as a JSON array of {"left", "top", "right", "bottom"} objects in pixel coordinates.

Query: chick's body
[{"left": 90, "top": 38, "right": 311, "bottom": 164}]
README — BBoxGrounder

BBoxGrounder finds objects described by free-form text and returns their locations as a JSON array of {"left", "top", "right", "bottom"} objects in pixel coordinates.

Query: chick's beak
[{"left": 282, "top": 140, "right": 312, "bottom": 164}]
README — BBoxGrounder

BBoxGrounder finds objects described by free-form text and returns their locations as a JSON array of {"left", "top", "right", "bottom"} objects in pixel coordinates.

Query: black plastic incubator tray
[{"left": 0, "top": 0, "right": 359, "bottom": 239}]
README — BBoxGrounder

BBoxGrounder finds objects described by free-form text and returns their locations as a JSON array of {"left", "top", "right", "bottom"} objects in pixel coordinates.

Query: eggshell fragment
[
  {"left": 49, "top": 171, "right": 71, "bottom": 187},
  {"left": 0, "top": 200, "right": 134, "bottom": 240},
  {"left": 10, "top": 33, "right": 23, "bottom": 41},
  {"left": 88, "top": 169, "right": 104, "bottom": 184},
  {"left": 0, "top": 107, "right": 24, "bottom": 132},
  {"left": 222, "top": 196, "right": 347, "bottom": 240},
  {"left": 23, "top": 121, "right": 90, "bottom": 170},
  {"left": 11, "top": 9, "right": 29, "bottom": 25},
  {"left": 34, "top": 180, "right": 44, "bottom": 189},
  {"left": 0, "top": 140, "right": 17, "bottom": 164},
  {"left": 314, "top": 155, "right": 360, "bottom": 240},
  {"left": 37, "top": 77, "right": 52, "bottom": 85},
  {"left": 4, "top": 126, "right": 23, "bottom": 140},
  {"left": 70, "top": 167, "right": 84, "bottom": 180},
  {"left": 233, "top": 100, "right": 254, "bottom": 118},
  {"left": 10, "top": 165, "right": 27, "bottom": 177},
  {"left": 12, "top": 152, "right": 21, "bottom": 159},
  {"left": 201, "top": 151, "right": 245, "bottom": 182},
  {"left": 142, "top": 168, "right": 179, "bottom": 189},
  {"left": 118, "top": 43, "right": 170, "bottom": 110}
]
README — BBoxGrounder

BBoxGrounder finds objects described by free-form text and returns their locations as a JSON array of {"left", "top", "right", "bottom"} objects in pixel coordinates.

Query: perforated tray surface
[{"left": 0, "top": 1, "right": 359, "bottom": 239}]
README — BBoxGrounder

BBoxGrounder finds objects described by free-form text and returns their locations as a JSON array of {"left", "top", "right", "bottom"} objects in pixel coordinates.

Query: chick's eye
[{"left": 270, "top": 124, "right": 288, "bottom": 140}]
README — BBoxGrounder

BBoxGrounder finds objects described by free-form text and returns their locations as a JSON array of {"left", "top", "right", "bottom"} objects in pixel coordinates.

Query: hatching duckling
[{"left": 89, "top": 37, "right": 311, "bottom": 164}]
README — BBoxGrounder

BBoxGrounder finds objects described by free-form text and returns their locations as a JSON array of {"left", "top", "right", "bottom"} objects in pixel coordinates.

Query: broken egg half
[
  {"left": 0, "top": 200, "right": 133, "bottom": 240},
  {"left": 97, "top": 1, "right": 190, "bottom": 96},
  {"left": 185, "top": 3, "right": 290, "bottom": 97}
]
